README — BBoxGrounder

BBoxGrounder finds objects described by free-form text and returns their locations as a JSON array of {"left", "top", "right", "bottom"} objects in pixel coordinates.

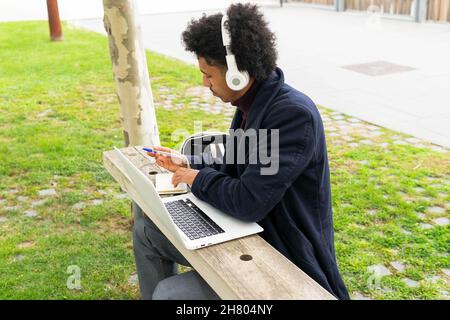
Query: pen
[{"left": 143, "top": 147, "right": 186, "bottom": 160}]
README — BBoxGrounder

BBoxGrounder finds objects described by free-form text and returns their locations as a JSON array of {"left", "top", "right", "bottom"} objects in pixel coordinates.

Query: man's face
[{"left": 198, "top": 57, "right": 241, "bottom": 103}]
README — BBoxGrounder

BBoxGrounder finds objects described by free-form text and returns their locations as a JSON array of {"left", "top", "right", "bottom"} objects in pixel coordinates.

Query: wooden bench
[{"left": 103, "top": 146, "right": 336, "bottom": 300}]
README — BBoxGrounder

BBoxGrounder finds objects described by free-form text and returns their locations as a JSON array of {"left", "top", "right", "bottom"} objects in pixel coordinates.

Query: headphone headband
[
  {"left": 220, "top": 13, "right": 250, "bottom": 91},
  {"left": 221, "top": 15, "right": 231, "bottom": 47}
]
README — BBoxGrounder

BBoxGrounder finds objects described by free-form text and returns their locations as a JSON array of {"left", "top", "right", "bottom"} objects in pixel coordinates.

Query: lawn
[{"left": 0, "top": 21, "right": 448, "bottom": 300}]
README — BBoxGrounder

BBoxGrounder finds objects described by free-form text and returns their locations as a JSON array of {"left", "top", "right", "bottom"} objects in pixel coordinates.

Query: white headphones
[{"left": 221, "top": 14, "right": 250, "bottom": 91}]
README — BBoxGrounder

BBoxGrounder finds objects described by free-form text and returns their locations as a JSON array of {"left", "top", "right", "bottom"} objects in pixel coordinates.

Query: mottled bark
[{"left": 103, "top": 0, "right": 160, "bottom": 147}]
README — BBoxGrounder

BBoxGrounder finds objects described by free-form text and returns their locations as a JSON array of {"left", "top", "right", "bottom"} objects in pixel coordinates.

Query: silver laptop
[{"left": 114, "top": 147, "right": 263, "bottom": 250}]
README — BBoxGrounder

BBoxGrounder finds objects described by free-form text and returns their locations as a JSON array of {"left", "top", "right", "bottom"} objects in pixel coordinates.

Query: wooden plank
[
  {"left": 103, "top": 147, "right": 336, "bottom": 300},
  {"left": 428, "top": 0, "right": 435, "bottom": 20},
  {"left": 448, "top": 0, "right": 450, "bottom": 20},
  {"left": 434, "top": 0, "right": 441, "bottom": 20},
  {"left": 346, "top": 0, "right": 420, "bottom": 16},
  {"left": 440, "top": 0, "right": 450, "bottom": 21},
  {"left": 297, "top": 0, "right": 334, "bottom": 6}
]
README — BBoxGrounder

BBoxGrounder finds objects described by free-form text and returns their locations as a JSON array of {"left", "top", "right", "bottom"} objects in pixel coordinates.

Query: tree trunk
[{"left": 102, "top": 0, "right": 160, "bottom": 147}]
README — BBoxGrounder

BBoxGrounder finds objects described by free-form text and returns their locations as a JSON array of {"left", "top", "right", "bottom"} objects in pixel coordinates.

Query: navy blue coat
[{"left": 189, "top": 68, "right": 350, "bottom": 300}]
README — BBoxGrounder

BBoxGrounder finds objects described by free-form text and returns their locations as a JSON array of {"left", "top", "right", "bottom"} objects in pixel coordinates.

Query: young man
[{"left": 133, "top": 3, "right": 350, "bottom": 300}]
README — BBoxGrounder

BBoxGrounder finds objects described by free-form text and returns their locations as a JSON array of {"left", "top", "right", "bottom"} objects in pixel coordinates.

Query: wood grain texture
[{"left": 103, "top": 147, "right": 336, "bottom": 300}]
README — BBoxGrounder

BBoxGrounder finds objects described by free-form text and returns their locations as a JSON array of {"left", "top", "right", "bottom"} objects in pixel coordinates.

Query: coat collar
[
  {"left": 231, "top": 79, "right": 260, "bottom": 119},
  {"left": 230, "top": 67, "right": 284, "bottom": 130}
]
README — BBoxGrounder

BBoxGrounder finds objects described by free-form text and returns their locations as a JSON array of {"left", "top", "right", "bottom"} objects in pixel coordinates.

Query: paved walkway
[{"left": 16, "top": 2, "right": 450, "bottom": 147}]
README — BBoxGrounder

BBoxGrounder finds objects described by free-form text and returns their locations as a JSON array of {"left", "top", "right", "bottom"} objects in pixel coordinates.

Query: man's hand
[
  {"left": 146, "top": 146, "right": 188, "bottom": 172},
  {"left": 172, "top": 167, "right": 199, "bottom": 188}
]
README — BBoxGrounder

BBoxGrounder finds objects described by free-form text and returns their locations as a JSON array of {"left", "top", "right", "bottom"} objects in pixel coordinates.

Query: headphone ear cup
[
  {"left": 241, "top": 70, "right": 250, "bottom": 88},
  {"left": 225, "top": 54, "right": 250, "bottom": 91},
  {"left": 226, "top": 69, "right": 250, "bottom": 91}
]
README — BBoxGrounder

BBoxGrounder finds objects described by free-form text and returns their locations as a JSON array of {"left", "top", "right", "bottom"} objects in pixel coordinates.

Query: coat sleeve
[{"left": 190, "top": 106, "right": 316, "bottom": 222}]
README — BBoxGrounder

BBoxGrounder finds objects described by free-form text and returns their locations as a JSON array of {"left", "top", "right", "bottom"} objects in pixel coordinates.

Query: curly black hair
[{"left": 181, "top": 3, "right": 277, "bottom": 81}]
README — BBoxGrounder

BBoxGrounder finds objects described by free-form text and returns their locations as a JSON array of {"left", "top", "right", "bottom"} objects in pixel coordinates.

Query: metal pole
[
  {"left": 335, "top": 0, "right": 346, "bottom": 12},
  {"left": 414, "top": 0, "right": 428, "bottom": 23},
  {"left": 46, "top": 0, "right": 63, "bottom": 41}
]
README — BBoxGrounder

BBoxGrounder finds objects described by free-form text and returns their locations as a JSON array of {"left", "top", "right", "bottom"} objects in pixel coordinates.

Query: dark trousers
[{"left": 132, "top": 202, "right": 220, "bottom": 300}]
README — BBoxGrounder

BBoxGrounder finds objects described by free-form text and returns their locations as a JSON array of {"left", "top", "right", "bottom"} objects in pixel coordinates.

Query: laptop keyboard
[{"left": 164, "top": 199, "right": 225, "bottom": 240}]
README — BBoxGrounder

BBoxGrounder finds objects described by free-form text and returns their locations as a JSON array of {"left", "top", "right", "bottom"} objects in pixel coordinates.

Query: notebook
[{"left": 155, "top": 173, "right": 188, "bottom": 195}]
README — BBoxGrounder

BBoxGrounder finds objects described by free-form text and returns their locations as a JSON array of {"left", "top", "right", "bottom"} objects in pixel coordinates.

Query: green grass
[{"left": 0, "top": 21, "right": 449, "bottom": 300}]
